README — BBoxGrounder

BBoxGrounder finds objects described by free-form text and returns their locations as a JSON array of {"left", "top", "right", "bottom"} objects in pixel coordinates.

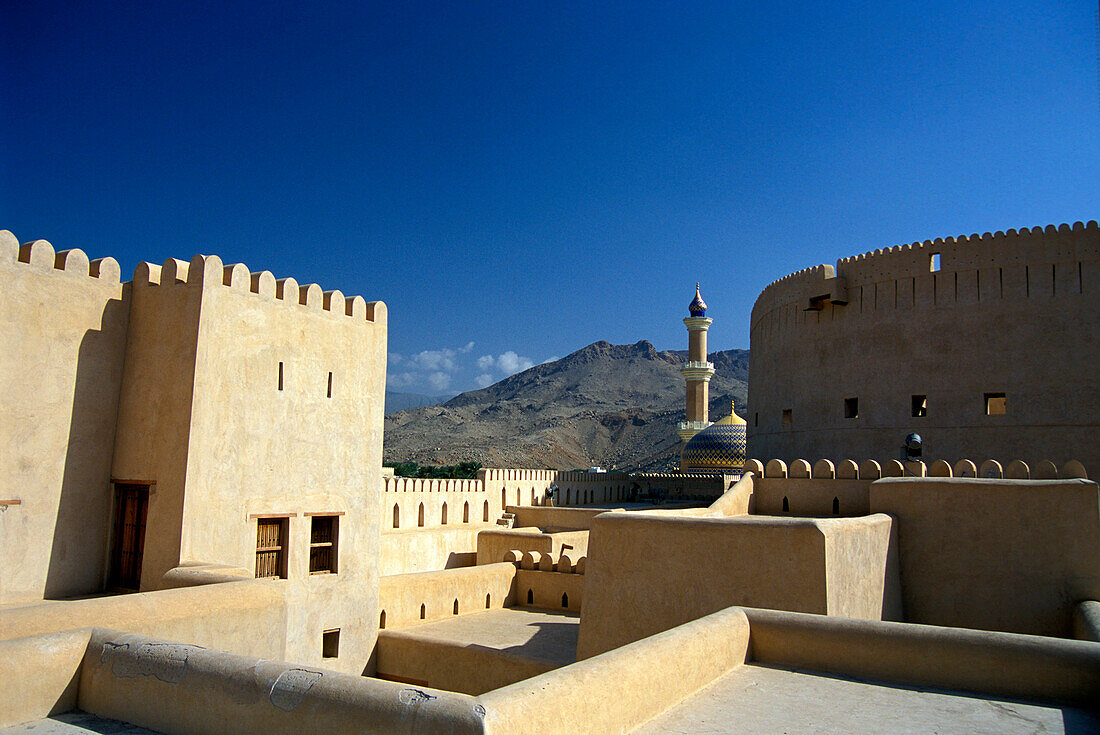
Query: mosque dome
[
  {"left": 680, "top": 403, "right": 747, "bottom": 473},
  {"left": 689, "top": 283, "right": 707, "bottom": 317}
]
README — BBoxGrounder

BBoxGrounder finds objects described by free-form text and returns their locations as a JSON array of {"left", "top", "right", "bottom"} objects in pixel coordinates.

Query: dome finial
[{"left": 689, "top": 283, "right": 707, "bottom": 317}]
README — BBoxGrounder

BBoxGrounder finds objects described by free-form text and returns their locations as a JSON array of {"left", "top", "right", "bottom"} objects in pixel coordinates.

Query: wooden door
[{"left": 109, "top": 484, "right": 149, "bottom": 590}]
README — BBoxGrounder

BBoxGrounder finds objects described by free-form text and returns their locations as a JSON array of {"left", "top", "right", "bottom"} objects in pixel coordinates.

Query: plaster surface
[
  {"left": 396, "top": 607, "right": 578, "bottom": 665},
  {"left": 1, "top": 711, "right": 162, "bottom": 735},
  {"left": 632, "top": 664, "right": 1100, "bottom": 735}
]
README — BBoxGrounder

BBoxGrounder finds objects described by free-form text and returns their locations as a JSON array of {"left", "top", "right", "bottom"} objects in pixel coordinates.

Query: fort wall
[
  {"left": 576, "top": 511, "right": 899, "bottom": 659},
  {"left": 377, "top": 562, "right": 518, "bottom": 631},
  {"left": 0, "top": 233, "right": 129, "bottom": 602},
  {"left": 746, "top": 222, "right": 1100, "bottom": 478}
]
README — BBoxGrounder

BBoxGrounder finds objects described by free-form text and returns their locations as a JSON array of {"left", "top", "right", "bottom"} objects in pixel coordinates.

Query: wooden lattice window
[
  {"left": 309, "top": 515, "right": 339, "bottom": 574},
  {"left": 255, "top": 518, "right": 288, "bottom": 578}
]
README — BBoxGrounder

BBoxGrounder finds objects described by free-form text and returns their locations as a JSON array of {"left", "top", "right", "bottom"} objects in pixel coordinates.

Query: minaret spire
[{"left": 678, "top": 284, "right": 716, "bottom": 442}]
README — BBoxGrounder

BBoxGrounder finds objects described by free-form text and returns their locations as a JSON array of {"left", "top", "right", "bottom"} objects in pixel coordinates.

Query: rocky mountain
[
  {"left": 383, "top": 340, "right": 749, "bottom": 472},
  {"left": 384, "top": 390, "right": 453, "bottom": 414}
]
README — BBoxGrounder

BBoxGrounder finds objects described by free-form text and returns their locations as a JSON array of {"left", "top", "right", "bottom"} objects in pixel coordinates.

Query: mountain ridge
[{"left": 383, "top": 340, "right": 749, "bottom": 472}]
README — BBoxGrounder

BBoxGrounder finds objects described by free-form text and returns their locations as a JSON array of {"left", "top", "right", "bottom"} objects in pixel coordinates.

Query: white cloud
[
  {"left": 540, "top": 355, "right": 560, "bottom": 365},
  {"left": 460, "top": 341, "right": 475, "bottom": 353},
  {"left": 427, "top": 371, "right": 451, "bottom": 391},
  {"left": 388, "top": 353, "right": 403, "bottom": 365},
  {"left": 475, "top": 373, "right": 495, "bottom": 388},
  {"left": 477, "top": 354, "right": 495, "bottom": 371},
  {"left": 411, "top": 348, "right": 458, "bottom": 373},
  {"left": 497, "top": 350, "right": 534, "bottom": 375},
  {"left": 386, "top": 371, "right": 417, "bottom": 388}
]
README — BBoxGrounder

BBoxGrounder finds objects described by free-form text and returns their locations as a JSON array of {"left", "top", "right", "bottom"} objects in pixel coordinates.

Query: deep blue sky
[{"left": 3, "top": 1, "right": 1098, "bottom": 393}]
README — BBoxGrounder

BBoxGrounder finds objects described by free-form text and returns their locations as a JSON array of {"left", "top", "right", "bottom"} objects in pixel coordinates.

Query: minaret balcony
[
  {"left": 683, "top": 316, "right": 713, "bottom": 331},
  {"left": 680, "top": 361, "right": 715, "bottom": 380},
  {"left": 677, "top": 420, "right": 713, "bottom": 441}
]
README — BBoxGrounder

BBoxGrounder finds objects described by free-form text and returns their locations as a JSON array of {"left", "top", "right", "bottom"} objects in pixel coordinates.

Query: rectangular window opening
[
  {"left": 278, "top": 362, "right": 284, "bottom": 391},
  {"left": 911, "top": 395, "right": 927, "bottom": 418},
  {"left": 984, "top": 392, "right": 1007, "bottom": 416},
  {"left": 255, "top": 518, "right": 288, "bottom": 579},
  {"left": 322, "top": 629, "right": 340, "bottom": 658},
  {"left": 754, "top": 412, "right": 759, "bottom": 427},
  {"left": 843, "top": 397, "right": 859, "bottom": 419},
  {"left": 781, "top": 409, "right": 792, "bottom": 426},
  {"left": 309, "top": 515, "right": 339, "bottom": 574},
  {"left": 930, "top": 253, "right": 941, "bottom": 272}
]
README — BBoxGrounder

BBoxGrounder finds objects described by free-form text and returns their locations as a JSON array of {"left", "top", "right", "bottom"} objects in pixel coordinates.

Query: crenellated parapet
[
  {"left": 750, "top": 220, "right": 1099, "bottom": 330},
  {"left": 131, "top": 253, "right": 384, "bottom": 324},
  {"left": 3, "top": 231, "right": 122, "bottom": 285},
  {"left": 744, "top": 457, "right": 1088, "bottom": 480}
]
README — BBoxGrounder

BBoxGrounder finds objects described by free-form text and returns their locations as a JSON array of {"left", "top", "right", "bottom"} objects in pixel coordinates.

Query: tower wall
[
  {"left": 0, "top": 234, "right": 129, "bottom": 602},
  {"left": 746, "top": 222, "right": 1100, "bottom": 478}
]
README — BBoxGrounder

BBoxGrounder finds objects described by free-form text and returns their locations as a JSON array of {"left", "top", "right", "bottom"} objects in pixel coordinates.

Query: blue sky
[{"left": 3, "top": 1, "right": 1098, "bottom": 394}]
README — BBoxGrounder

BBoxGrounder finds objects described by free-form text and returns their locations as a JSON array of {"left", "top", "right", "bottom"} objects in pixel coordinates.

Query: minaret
[{"left": 678, "top": 284, "right": 715, "bottom": 442}]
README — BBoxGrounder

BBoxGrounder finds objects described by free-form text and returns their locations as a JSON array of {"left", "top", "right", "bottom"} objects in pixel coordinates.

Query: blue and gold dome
[
  {"left": 680, "top": 403, "right": 747, "bottom": 473},
  {"left": 689, "top": 283, "right": 707, "bottom": 317}
]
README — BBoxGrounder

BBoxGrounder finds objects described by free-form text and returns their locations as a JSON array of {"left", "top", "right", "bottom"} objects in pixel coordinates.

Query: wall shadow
[{"left": 44, "top": 299, "right": 128, "bottom": 598}]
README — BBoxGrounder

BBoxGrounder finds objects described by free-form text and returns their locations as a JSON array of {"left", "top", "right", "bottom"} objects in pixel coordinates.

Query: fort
[{"left": 1, "top": 223, "right": 1099, "bottom": 734}]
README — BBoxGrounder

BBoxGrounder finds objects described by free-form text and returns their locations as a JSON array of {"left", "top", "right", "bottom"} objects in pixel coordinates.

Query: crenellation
[
  {"left": 250, "top": 270, "right": 276, "bottom": 297},
  {"left": 134, "top": 261, "right": 162, "bottom": 286},
  {"left": 275, "top": 276, "right": 298, "bottom": 301},
  {"left": 89, "top": 257, "right": 121, "bottom": 283},
  {"left": 54, "top": 248, "right": 89, "bottom": 274},
  {"left": 299, "top": 282, "right": 323, "bottom": 309},
  {"left": 222, "top": 263, "right": 250, "bottom": 289},
  {"left": 323, "top": 289, "right": 344, "bottom": 314},
  {"left": 19, "top": 240, "right": 55, "bottom": 270},
  {"left": 160, "top": 257, "right": 189, "bottom": 284}
]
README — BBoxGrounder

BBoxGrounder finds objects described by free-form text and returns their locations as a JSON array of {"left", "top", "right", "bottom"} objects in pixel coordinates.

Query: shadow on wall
[
  {"left": 444, "top": 552, "right": 478, "bottom": 569},
  {"left": 45, "top": 304, "right": 128, "bottom": 599}
]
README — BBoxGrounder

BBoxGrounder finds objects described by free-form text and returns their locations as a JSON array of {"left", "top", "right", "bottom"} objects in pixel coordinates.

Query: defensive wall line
[
  {"left": 2, "top": 231, "right": 384, "bottom": 323},
  {"left": 750, "top": 220, "right": 1099, "bottom": 328},
  {"left": 744, "top": 457, "right": 1089, "bottom": 480}
]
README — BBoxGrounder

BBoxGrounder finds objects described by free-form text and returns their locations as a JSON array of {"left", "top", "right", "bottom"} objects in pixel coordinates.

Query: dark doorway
[{"left": 109, "top": 484, "right": 149, "bottom": 590}]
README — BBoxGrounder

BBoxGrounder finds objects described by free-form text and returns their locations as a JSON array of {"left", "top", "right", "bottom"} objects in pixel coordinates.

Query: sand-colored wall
[
  {"left": 869, "top": 477, "right": 1100, "bottom": 636},
  {"left": 476, "top": 528, "right": 589, "bottom": 566},
  {"left": 747, "top": 222, "right": 1100, "bottom": 479},
  {"left": 514, "top": 569, "right": 584, "bottom": 613},
  {"left": 576, "top": 512, "right": 898, "bottom": 659},
  {"left": 0, "top": 580, "right": 287, "bottom": 661},
  {"left": 109, "top": 255, "right": 387, "bottom": 675},
  {"left": 380, "top": 526, "right": 483, "bottom": 576},
  {"left": 753, "top": 477, "right": 871, "bottom": 516},
  {"left": 0, "top": 629, "right": 88, "bottom": 729},
  {"left": 479, "top": 606, "right": 752, "bottom": 735},
  {"left": 0, "top": 234, "right": 129, "bottom": 602},
  {"left": 77, "top": 629, "right": 485, "bottom": 735},
  {"left": 374, "top": 631, "right": 558, "bottom": 695},
  {"left": 377, "top": 563, "right": 518, "bottom": 631},
  {"left": 743, "top": 606, "right": 1100, "bottom": 707}
]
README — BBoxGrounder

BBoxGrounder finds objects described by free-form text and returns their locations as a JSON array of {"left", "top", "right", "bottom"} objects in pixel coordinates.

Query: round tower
[{"left": 678, "top": 283, "right": 715, "bottom": 442}]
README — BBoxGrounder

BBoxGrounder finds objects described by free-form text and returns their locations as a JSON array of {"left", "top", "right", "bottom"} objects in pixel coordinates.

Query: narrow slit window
[
  {"left": 985, "top": 392, "right": 1007, "bottom": 415},
  {"left": 526, "top": 589, "right": 533, "bottom": 604},
  {"left": 327, "top": 371, "right": 333, "bottom": 398},
  {"left": 832, "top": 497, "right": 840, "bottom": 515},
  {"left": 561, "top": 593, "right": 569, "bottom": 608},
  {"left": 911, "top": 395, "right": 927, "bottom": 417},
  {"left": 278, "top": 362, "right": 284, "bottom": 391},
  {"left": 782, "top": 409, "right": 792, "bottom": 426},
  {"left": 379, "top": 611, "right": 386, "bottom": 629},
  {"left": 308, "top": 515, "right": 338, "bottom": 575},
  {"left": 844, "top": 397, "right": 859, "bottom": 419},
  {"left": 453, "top": 599, "right": 459, "bottom": 615},
  {"left": 485, "top": 593, "right": 491, "bottom": 608},
  {"left": 782, "top": 497, "right": 789, "bottom": 513},
  {"left": 420, "top": 603, "right": 426, "bottom": 619},
  {"left": 322, "top": 629, "right": 340, "bottom": 658}
]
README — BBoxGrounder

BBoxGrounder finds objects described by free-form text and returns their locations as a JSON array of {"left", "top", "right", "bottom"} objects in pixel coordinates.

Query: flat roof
[
  {"left": 632, "top": 664, "right": 1100, "bottom": 734},
  {"left": 399, "top": 606, "right": 579, "bottom": 665}
]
